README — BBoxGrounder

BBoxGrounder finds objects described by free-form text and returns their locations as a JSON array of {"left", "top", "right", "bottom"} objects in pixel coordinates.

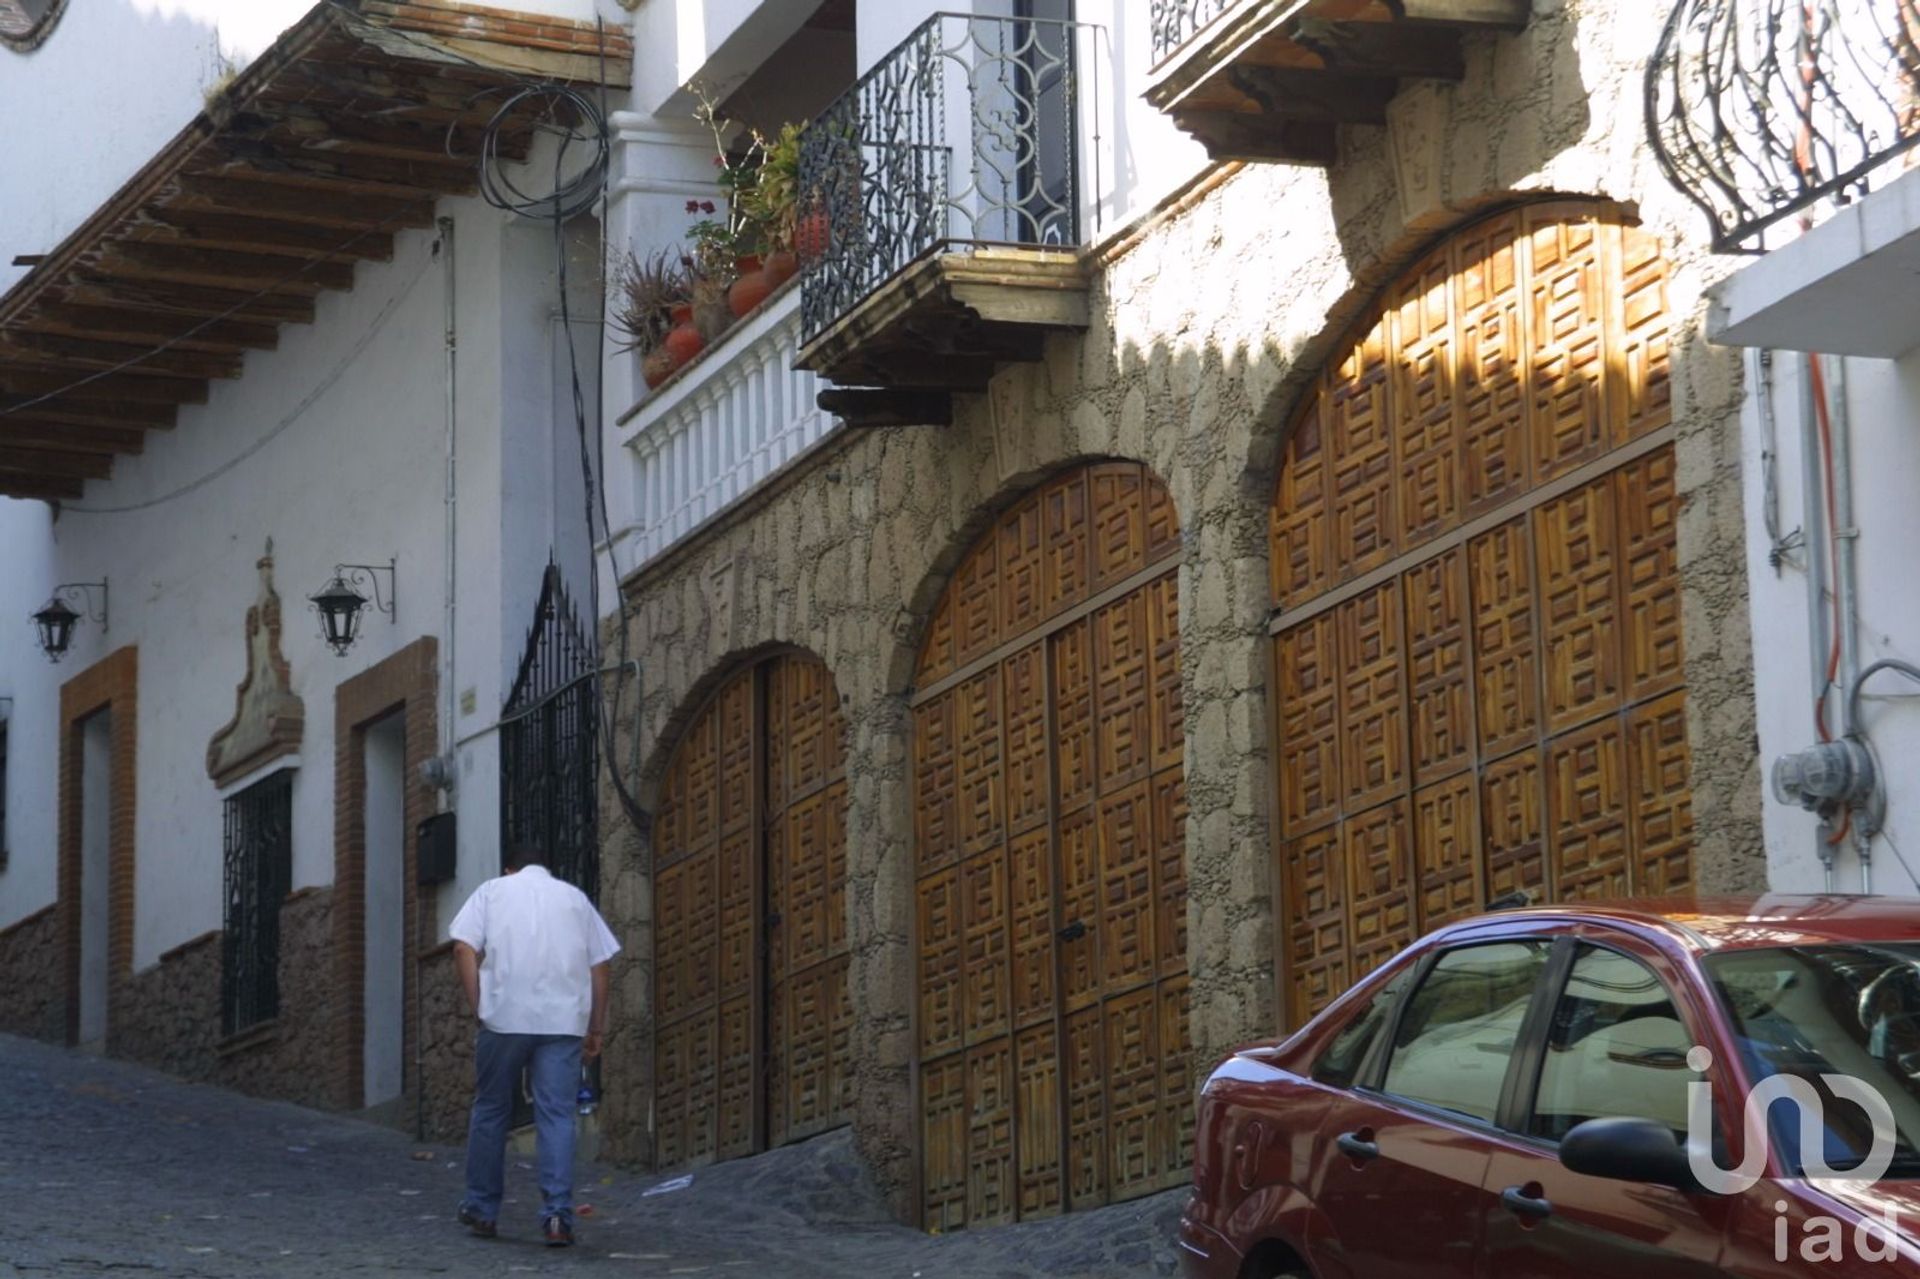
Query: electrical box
[{"left": 417, "top": 812, "right": 457, "bottom": 885}]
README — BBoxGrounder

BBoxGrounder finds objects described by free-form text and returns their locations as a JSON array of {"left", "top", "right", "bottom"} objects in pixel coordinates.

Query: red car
[{"left": 1180, "top": 895, "right": 1920, "bottom": 1278}]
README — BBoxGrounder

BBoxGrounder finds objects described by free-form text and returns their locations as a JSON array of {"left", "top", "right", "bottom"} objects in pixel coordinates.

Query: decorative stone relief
[{"left": 207, "top": 542, "right": 305, "bottom": 788}]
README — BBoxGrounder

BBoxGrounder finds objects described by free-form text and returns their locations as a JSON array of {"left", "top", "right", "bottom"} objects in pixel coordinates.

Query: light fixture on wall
[
  {"left": 308, "top": 560, "right": 397, "bottom": 656},
  {"left": 31, "top": 580, "right": 107, "bottom": 663}
]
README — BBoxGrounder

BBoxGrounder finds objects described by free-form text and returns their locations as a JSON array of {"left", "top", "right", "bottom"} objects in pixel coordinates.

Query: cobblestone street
[{"left": 0, "top": 1035, "right": 1183, "bottom": 1278}]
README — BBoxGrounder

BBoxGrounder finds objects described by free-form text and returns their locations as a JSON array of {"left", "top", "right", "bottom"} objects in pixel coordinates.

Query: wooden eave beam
[
  {"left": 0, "top": 471, "right": 84, "bottom": 502},
  {"left": 0, "top": 369, "right": 209, "bottom": 405},
  {"left": 1172, "top": 110, "right": 1339, "bottom": 164},
  {"left": 0, "top": 399, "right": 177, "bottom": 429},
  {"left": 20, "top": 304, "right": 280, "bottom": 353},
  {"left": 130, "top": 212, "right": 396, "bottom": 264},
  {"left": 0, "top": 333, "right": 243, "bottom": 381},
  {"left": 67, "top": 276, "right": 319, "bottom": 326},
  {"left": 1226, "top": 65, "right": 1396, "bottom": 124},
  {"left": 817, "top": 388, "right": 953, "bottom": 428},
  {"left": 0, "top": 446, "right": 113, "bottom": 480},
  {"left": 87, "top": 243, "right": 356, "bottom": 295},
  {"left": 172, "top": 174, "right": 436, "bottom": 231},
  {"left": 0, "top": 419, "right": 148, "bottom": 454}
]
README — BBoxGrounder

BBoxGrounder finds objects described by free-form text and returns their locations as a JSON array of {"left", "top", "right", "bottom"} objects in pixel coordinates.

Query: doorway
[
  {"left": 77, "top": 709, "right": 112, "bottom": 1051},
  {"left": 363, "top": 712, "right": 407, "bottom": 1109}
]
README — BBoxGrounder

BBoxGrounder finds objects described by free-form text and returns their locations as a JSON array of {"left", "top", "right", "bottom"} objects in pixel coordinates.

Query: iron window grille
[
  {"left": 1647, "top": 0, "right": 1920, "bottom": 253},
  {"left": 1148, "top": 0, "right": 1235, "bottom": 65},
  {"left": 500, "top": 563, "right": 600, "bottom": 904},
  {"left": 797, "top": 9, "right": 1102, "bottom": 346},
  {"left": 222, "top": 769, "right": 293, "bottom": 1037}
]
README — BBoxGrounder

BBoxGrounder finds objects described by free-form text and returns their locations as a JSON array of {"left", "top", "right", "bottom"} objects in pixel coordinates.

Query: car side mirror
[{"left": 1560, "top": 1117, "right": 1707, "bottom": 1194}]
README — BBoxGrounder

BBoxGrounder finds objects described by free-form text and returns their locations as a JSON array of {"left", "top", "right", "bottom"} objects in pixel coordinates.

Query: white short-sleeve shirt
[{"left": 447, "top": 865, "right": 621, "bottom": 1036}]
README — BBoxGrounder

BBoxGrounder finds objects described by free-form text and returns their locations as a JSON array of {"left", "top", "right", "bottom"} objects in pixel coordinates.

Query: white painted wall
[
  {"left": 1721, "top": 168, "right": 1920, "bottom": 898},
  {"left": 0, "top": 11, "right": 609, "bottom": 972}
]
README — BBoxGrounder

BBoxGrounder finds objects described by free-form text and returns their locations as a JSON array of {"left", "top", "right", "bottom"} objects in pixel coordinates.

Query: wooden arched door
[
  {"left": 1270, "top": 202, "right": 1695, "bottom": 1026},
  {"left": 913, "top": 461, "right": 1190, "bottom": 1230},
  {"left": 652, "top": 653, "right": 851, "bottom": 1166}
]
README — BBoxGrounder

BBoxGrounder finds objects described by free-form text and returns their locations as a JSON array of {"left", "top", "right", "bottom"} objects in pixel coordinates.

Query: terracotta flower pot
[
  {"left": 642, "top": 345, "right": 679, "bottom": 389},
  {"left": 663, "top": 321, "right": 705, "bottom": 367},
  {"left": 728, "top": 268, "right": 775, "bottom": 318},
  {"left": 669, "top": 302, "right": 694, "bottom": 328},
  {"left": 761, "top": 250, "right": 799, "bottom": 289}
]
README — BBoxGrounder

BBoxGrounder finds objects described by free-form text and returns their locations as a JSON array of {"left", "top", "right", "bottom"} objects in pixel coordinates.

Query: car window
[
  {"left": 1530, "top": 945, "right": 1701, "bottom": 1143},
  {"left": 1313, "top": 974, "right": 1405, "bottom": 1090},
  {"left": 1382, "top": 941, "right": 1551, "bottom": 1124}
]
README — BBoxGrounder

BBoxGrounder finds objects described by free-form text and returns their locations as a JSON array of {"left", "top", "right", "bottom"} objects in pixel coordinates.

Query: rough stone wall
[
  {"left": 416, "top": 945, "right": 476, "bottom": 1143},
  {"left": 0, "top": 906, "right": 65, "bottom": 1042},
  {"left": 598, "top": 0, "right": 1766, "bottom": 1215},
  {"left": 114, "top": 931, "right": 220, "bottom": 1079}
]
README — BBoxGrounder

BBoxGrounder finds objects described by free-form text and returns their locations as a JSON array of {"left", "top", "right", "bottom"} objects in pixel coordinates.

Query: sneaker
[
  {"left": 457, "top": 1203, "right": 497, "bottom": 1239},
  {"left": 543, "top": 1214, "right": 574, "bottom": 1248}
]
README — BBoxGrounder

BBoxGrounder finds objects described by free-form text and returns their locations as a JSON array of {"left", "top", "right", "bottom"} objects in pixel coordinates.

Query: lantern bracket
[{"left": 334, "top": 560, "right": 397, "bottom": 622}]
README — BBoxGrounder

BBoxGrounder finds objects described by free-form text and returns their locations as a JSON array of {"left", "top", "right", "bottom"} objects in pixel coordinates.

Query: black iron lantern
[
  {"left": 33, "top": 596, "right": 80, "bottom": 661},
  {"left": 310, "top": 574, "right": 368, "bottom": 656},
  {"left": 308, "top": 560, "right": 396, "bottom": 656},
  {"left": 30, "top": 580, "right": 107, "bottom": 664}
]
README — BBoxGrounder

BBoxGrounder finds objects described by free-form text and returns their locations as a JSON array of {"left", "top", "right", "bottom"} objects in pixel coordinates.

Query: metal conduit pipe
[
  {"left": 1800, "top": 352, "right": 1837, "bottom": 888},
  {"left": 1827, "top": 355, "right": 1871, "bottom": 891}
]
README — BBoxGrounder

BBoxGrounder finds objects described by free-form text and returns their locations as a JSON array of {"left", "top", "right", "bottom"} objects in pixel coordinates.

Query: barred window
[{"left": 222, "top": 771, "right": 292, "bottom": 1036}]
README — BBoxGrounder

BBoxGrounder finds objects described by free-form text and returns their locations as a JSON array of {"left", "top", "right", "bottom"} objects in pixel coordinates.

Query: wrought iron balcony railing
[
  {"left": 1648, "top": 0, "right": 1920, "bottom": 253},
  {"left": 1150, "top": 0, "right": 1233, "bottom": 65},
  {"left": 797, "top": 11, "right": 1098, "bottom": 346}
]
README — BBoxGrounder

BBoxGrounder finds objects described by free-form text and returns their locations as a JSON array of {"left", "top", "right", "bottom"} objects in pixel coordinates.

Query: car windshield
[{"left": 1705, "top": 944, "right": 1920, "bottom": 1179}]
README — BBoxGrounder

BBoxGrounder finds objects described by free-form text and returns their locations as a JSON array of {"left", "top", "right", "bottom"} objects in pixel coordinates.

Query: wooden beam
[
  {"left": 1386, "top": 0, "right": 1531, "bottom": 30},
  {"left": 0, "top": 446, "right": 113, "bottom": 480},
  {"left": 91, "top": 243, "right": 357, "bottom": 295},
  {"left": 21, "top": 304, "right": 281, "bottom": 353},
  {"left": 0, "top": 399, "right": 176, "bottom": 429},
  {"left": 817, "top": 388, "right": 953, "bottom": 428},
  {"left": 0, "top": 419, "right": 146, "bottom": 454},
  {"left": 1173, "top": 110, "right": 1339, "bottom": 164},
  {"left": 1226, "top": 65, "right": 1397, "bottom": 124},
  {"left": 0, "top": 369, "right": 209, "bottom": 405},
  {"left": 1290, "top": 17, "right": 1467, "bottom": 80},
  {"left": 234, "top": 104, "right": 532, "bottom": 166},
  {"left": 201, "top": 140, "right": 478, "bottom": 199},
  {"left": 67, "top": 276, "right": 317, "bottom": 326},
  {"left": 0, "top": 472, "right": 84, "bottom": 502},
  {"left": 172, "top": 174, "right": 436, "bottom": 231},
  {"left": 0, "top": 333, "right": 243, "bottom": 381},
  {"left": 135, "top": 212, "right": 397, "bottom": 263}
]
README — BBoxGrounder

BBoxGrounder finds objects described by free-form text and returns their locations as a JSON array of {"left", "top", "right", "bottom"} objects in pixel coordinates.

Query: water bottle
[{"left": 577, "top": 1070, "right": 597, "bottom": 1116}]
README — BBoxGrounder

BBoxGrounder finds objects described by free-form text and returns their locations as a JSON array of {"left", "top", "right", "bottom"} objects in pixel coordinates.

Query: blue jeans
[{"left": 462, "top": 1028, "right": 581, "bottom": 1224}]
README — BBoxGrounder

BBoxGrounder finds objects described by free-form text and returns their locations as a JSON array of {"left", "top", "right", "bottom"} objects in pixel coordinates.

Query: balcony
[
  {"left": 793, "top": 11, "right": 1099, "bottom": 426},
  {"left": 1647, "top": 0, "right": 1920, "bottom": 253},
  {"left": 1144, "top": 0, "right": 1529, "bottom": 165},
  {"left": 610, "top": 283, "right": 836, "bottom": 574}
]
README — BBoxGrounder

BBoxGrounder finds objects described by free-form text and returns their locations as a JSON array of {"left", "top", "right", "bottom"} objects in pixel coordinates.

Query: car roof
[{"left": 1441, "top": 893, "right": 1920, "bottom": 953}]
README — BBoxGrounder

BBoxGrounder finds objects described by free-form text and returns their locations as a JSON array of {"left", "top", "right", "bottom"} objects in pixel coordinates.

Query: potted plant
[
  {"left": 612, "top": 249, "right": 692, "bottom": 389},
  {"left": 743, "top": 122, "right": 803, "bottom": 289}
]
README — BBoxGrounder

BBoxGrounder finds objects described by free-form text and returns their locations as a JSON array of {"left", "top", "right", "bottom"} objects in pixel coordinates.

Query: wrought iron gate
[{"left": 500, "top": 562, "right": 600, "bottom": 902}]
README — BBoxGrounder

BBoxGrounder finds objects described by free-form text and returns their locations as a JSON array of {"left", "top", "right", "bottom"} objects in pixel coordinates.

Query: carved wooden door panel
[
  {"left": 914, "top": 462, "right": 1189, "bottom": 1231},
  {"left": 1271, "top": 203, "right": 1693, "bottom": 1029},
  {"left": 652, "top": 654, "right": 851, "bottom": 1168}
]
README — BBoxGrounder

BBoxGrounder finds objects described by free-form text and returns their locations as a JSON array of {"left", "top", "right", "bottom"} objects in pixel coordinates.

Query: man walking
[{"left": 449, "top": 844, "right": 619, "bottom": 1246}]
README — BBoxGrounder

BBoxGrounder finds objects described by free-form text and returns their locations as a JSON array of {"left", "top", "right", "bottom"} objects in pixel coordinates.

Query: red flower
[
  {"left": 701, "top": 200, "right": 716, "bottom": 214},
  {"left": 685, "top": 199, "right": 700, "bottom": 213}
]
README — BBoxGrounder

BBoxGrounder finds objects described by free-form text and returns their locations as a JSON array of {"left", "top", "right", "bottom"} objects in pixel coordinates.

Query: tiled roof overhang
[{"left": 0, "top": 0, "right": 631, "bottom": 502}]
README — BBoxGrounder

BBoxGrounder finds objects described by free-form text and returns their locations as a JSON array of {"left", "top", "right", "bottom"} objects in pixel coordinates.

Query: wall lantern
[
  {"left": 31, "top": 580, "right": 107, "bottom": 663},
  {"left": 308, "top": 560, "right": 397, "bottom": 656}
]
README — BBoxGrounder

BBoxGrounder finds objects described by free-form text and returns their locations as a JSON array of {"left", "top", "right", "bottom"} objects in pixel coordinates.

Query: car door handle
[
  {"left": 1501, "top": 1185, "right": 1553, "bottom": 1221},
  {"left": 1335, "top": 1131, "right": 1379, "bottom": 1162}
]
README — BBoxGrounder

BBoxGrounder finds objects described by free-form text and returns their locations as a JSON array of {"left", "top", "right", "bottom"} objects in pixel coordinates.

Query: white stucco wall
[
  {"left": 1740, "top": 346, "right": 1920, "bottom": 897},
  {"left": 0, "top": 10, "right": 610, "bottom": 956}
]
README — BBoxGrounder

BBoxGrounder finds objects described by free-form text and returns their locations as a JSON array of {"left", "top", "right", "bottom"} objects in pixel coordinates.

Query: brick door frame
[
  {"left": 58, "top": 646, "right": 138, "bottom": 1048},
  {"left": 332, "top": 636, "right": 439, "bottom": 1111}
]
